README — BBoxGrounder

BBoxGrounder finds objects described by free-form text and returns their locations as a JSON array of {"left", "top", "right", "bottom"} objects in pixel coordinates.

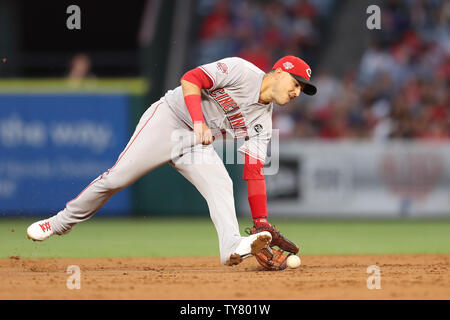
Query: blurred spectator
[
  {"left": 66, "top": 53, "right": 95, "bottom": 87},
  {"left": 67, "top": 53, "right": 92, "bottom": 80},
  {"left": 237, "top": 41, "right": 273, "bottom": 72},
  {"left": 198, "top": 0, "right": 232, "bottom": 40},
  {"left": 191, "top": 0, "right": 330, "bottom": 66},
  {"left": 352, "top": 0, "right": 449, "bottom": 141},
  {"left": 191, "top": 0, "right": 449, "bottom": 141},
  {"left": 306, "top": 70, "right": 343, "bottom": 111},
  {"left": 358, "top": 40, "right": 396, "bottom": 86},
  {"left": 273, "top": 107, "right": 297, "bottom": 139}
]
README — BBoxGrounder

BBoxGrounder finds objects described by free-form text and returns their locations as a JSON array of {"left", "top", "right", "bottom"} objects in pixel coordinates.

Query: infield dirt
[{"left": 1, "top": 254, "right": 449, "bottom": 299}]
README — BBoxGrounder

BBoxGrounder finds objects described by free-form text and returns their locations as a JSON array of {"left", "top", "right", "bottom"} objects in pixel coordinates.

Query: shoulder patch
[{"left": 216, "top": 62, "right": 228, "bottom": 74}]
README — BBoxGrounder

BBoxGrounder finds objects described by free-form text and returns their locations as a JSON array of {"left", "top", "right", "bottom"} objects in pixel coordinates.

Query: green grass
[{"left": 1, "top": 217, "right": 450, "bottom": 258}]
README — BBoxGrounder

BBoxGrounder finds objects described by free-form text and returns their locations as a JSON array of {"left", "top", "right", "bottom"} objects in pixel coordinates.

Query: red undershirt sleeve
[
  {"left": 182, "top": 67, "right": 213, "bottom": 89},
  {"left": 243, "top": 154, "right": 267, "bottom": 220},
  {"left": 181, "top": 68, "right": 213, "bottom": 125}
]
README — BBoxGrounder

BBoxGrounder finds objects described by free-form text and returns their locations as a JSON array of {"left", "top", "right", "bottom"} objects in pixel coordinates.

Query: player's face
[{"left": 273, "top": 71, "right": 303, "bottom": 106}]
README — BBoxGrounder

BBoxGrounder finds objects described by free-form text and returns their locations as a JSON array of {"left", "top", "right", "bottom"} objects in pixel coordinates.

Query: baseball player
[{"left": 27, "top": 55, "right": 317, "bottom": 269}]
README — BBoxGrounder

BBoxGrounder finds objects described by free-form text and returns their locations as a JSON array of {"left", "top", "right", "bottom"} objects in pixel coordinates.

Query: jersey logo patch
[
  {"left": 254, "top": 124, "right": 263, "bottom": 133},
  {"left": 216, "top": 62, "right": 228, "bottom": 74}
]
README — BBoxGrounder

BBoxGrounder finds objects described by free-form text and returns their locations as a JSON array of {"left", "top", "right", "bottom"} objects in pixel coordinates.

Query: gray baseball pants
[{"left": 48, "top": 99, "right": 242, "bottom": 264}]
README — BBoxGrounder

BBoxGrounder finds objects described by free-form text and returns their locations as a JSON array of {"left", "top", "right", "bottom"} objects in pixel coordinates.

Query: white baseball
[{"left": 286, "top": 255, "right": 301, "bottom": 269}]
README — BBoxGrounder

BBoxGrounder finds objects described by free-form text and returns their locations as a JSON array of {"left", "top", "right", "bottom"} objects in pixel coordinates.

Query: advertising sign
[{"left": 0, "top": 94, "right": 131, "bottom": 215}]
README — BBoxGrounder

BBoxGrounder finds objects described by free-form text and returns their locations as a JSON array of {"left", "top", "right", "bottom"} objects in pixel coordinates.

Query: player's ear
[{"left": 273, "top": 68, "right": 283, "bottom": 79}]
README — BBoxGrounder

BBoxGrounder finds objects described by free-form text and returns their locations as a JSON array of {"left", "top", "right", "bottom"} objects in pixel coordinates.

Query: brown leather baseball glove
[
  {"left": 245, "top": 225, "right": 299, "bottom": 271},
  {"left": 254, "top": 246, "right": 293, "bottom": 271}
]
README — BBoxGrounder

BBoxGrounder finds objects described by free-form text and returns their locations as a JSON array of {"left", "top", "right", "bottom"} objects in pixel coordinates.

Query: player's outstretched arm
[
  {"left": 243, "top": 154, "right": 268, "bottom": 225},
  {"left": 181, "top": 68, "right": 214, "bottom": 145},
  {"left": 243, "top": 153, "right": 299, "bottom": 254}
]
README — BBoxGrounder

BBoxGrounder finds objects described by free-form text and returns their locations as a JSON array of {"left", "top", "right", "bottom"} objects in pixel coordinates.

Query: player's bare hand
[{"left": 194, "top": 122, "right": 214, "bottom": 145}]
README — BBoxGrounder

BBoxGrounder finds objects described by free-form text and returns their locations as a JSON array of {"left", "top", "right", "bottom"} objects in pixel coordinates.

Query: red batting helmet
[{"left": 272, "top": 56, "right": 317, "bottom": 95}]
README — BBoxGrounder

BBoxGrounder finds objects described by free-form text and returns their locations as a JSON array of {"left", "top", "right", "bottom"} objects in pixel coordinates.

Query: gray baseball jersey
[
  {"left": 47, "top": 57, "right": 274, "bottom": 265},
  {"left": 164, "top": 57, "right": 273, "bottom": 163}
]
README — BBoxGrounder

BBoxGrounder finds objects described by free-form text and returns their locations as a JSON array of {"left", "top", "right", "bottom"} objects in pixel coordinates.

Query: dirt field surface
[{"left": 1, "top": 254, "right": 449, "bottom": 300}]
